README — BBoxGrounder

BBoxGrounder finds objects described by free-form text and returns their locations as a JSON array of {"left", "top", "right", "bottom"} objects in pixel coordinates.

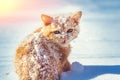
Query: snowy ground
[
  {"left": 0, "top": 61, "right": 120, "bottom": 80},
  {"left": 61, "top": 62, "right": 120, "bottom": 80}
]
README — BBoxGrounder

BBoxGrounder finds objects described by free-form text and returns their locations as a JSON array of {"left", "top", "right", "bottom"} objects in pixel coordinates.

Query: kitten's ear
[
  {"left": 70, "top": 11, "right": 82, "bottom": 23},
  {"left": 41, "top": 14, "right": 53, "bottom": 26}
]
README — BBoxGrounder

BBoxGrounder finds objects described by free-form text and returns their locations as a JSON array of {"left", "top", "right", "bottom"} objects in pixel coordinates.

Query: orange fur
[{"left": 14, "top": 11, "right": 82, "bottom": 80}]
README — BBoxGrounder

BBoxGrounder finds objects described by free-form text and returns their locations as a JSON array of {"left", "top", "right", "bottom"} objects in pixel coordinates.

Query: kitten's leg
[{"left": 63, "top": 60, "right": 71, "bottom": 72}]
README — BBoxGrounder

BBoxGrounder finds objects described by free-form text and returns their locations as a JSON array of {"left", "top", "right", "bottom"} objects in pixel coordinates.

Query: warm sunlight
[{"left": 0, "top": 0, "right": 19, "bottom": 16}]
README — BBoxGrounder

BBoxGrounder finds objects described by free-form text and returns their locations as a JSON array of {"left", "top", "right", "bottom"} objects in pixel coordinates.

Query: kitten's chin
[
  {"left": 59, "top": 42, "right": 69, "bottom": 47},
  {"left": 61, "top": 43, "right": 69, "bottom": 47}
]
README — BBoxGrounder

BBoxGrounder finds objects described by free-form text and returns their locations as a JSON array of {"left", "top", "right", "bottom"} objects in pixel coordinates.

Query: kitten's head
[{"left": 41, "top": 11, "right": 82, "bottom": 46}]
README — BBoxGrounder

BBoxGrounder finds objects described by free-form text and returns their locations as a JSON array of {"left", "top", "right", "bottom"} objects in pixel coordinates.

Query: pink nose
[
  {"left": 62, "top": 36, "right": 67, "bottom": 43},
  {"left": 61, "top": 35, "right": 66, "bottom": 39}
]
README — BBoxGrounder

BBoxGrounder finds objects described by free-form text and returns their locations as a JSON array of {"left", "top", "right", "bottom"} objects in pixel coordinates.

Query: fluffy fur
[{"left": 14, "top": 11, "right": 82, "bottom": 80}]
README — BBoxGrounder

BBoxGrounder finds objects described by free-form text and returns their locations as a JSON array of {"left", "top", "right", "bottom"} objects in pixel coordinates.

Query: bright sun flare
[{"left": 0, "top": 0, "right": 19, "bottom": 15}]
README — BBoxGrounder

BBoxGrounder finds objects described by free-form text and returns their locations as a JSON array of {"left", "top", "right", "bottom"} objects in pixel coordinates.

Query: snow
[
  {"left": 60, "top": 62, "right": 120, "bottom": 80},
  {"left": 92, "top": 74, "right": 120, "bottom": 80},
  {"left": 71, "top": 62, "right": 84, "bottom": 73},
  {"left": 0, "top": 60, "right": 120, "bottom": 80}
]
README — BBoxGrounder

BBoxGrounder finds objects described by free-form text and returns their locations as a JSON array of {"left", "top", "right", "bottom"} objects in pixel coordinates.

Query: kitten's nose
[
  {"left": 61, "top": 35, "right": 67, "bottom": 39},
  {"left": 61, "top": 35, "right": 67, "bottom": 43},
  {"left": 61, "top": 32, "right": 67, "bottom": 39},
  {"left": 61, "top": 35, "right": 65, "bottom": 38}
]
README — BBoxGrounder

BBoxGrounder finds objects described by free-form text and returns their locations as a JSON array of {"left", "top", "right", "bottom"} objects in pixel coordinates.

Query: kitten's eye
[
  {"left": 54, "top": 31, "right": 61, "bottom": 34},
  {"left": 67, "top": 29, "right": 73, "bottom": 33}
]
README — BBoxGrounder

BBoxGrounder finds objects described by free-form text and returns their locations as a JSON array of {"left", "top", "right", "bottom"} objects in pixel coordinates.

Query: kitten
[{"left": 14, "top": 11, "right": 82, "bottom": 80}]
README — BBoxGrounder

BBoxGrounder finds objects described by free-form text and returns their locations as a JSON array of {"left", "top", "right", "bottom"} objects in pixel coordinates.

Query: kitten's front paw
[{"left": 60, "top": 62, "right": 84, "bottom": 80}]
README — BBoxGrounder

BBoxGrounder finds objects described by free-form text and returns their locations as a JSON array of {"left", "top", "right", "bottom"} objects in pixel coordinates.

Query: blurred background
[{"left": 0, "top": 0, "right": 120, "bottom": 79}]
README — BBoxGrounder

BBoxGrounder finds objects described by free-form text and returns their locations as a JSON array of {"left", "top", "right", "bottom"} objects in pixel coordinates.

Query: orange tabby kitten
[{"left": 14, "top": 11, "right": 82, "bottom": 80}]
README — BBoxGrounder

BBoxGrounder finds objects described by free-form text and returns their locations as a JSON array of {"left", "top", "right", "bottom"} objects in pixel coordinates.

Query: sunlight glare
[{"left": 0, "top": 0, "right": 19, "bottom": 16}]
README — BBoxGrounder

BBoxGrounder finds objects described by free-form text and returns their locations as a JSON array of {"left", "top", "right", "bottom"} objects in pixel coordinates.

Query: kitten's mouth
[
  {"left": 62, "top": 39, "right": 66, "bottom": 44},
  {"left": 62, "top": 37, "right": 67, "bottom": 44}
]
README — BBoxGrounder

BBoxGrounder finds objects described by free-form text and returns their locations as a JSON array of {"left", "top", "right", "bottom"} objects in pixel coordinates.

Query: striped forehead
[{"left": 53, "top": 16, "right": 74, "bottom": 28}]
